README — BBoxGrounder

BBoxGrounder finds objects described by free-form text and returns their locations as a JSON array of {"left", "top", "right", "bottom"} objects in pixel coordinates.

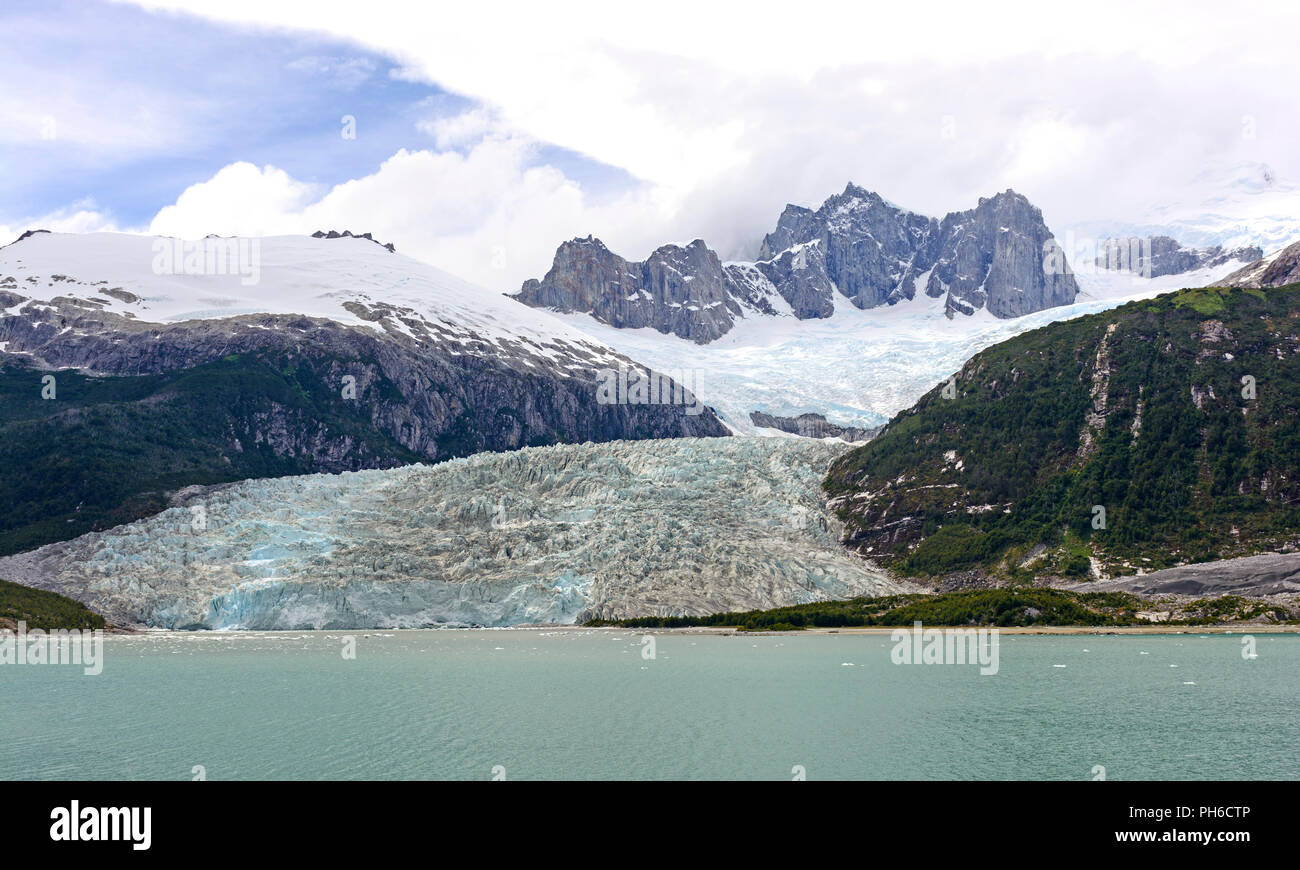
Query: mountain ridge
[
  {"left": 1221, "top": 238, "right": 1300, "bottom": 288},
  {"left": 1095, "top": 234, "right": 1261, "bottom": 277},
  {"left": 514, "top": 183, "right": 1082, "bottom": 341},
  {"left": 0, "top": 232, "right": 727, "bottom": 555}
]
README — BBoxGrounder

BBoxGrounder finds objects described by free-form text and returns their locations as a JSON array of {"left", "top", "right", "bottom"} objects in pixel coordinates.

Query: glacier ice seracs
[{"left": 0, "top": 437, "right": 905, "bottom": 629}]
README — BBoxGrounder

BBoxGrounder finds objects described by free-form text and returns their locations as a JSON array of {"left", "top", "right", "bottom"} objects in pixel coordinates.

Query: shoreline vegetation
[
  {"left": 584, "top": 588, "right": 1299, "bottom": 632},
  {"left": 4, "top": 581, "right": 1297, "bottom": 635},
  {"left": 0, "top": 578, "right": 107, "bottom": 632}
]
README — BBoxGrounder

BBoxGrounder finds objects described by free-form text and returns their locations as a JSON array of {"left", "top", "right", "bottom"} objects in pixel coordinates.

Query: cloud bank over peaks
[{"left": 144, "top": 132, "right": 682, "bottom": 292}]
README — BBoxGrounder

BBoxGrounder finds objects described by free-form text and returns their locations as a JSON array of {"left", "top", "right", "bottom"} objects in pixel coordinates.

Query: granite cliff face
[
  {"left": 757, "top": 184, "right": 939, "bottom": 312},
  {"left": 924, "top": 190, "right": 1079, "bottom": 318},
  {"left": 514, "top": 184, "right": 1080, "bottom": 341},
  {"left": 1095, "top": 235, "right": 1261, "bottom": 278},
  {"left": 512, "top": 237, "right": 775, "bottom": 344}
]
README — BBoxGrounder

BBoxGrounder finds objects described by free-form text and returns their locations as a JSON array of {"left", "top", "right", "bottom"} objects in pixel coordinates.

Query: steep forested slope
[
  {"left": 825, "top": 284, "right": 1300, "bottom": 581},
  {"left": 0, "top": 578, "right": 106, "bottom": 631}
]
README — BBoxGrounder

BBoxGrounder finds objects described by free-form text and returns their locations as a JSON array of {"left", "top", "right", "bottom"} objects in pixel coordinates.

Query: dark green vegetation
[
  {"left": 1179, "top": 595, "right": 1295, "bottom": 625},
  {"left": 825, "top": 284, "right": 1300, "bottom": 581},
  {"left": 0, "top": 578, "right": 106, "bottom": 631},
  {"left": 0, "top": 353, "right": 421, "bottom": 556},
  {"left": 586, "top": 588, "right": 1296, "bottom": 630},
  {"left": 590, "top": 589, "right": 1141, "bottom": 628}
]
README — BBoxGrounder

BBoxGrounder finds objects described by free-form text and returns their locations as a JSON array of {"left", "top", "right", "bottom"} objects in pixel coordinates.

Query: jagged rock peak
[
  {"left": 514, "top": 183, "right": 1079, "bottom": 342},
  {"left": 311, "top": 229, "right": 396, "bottom": 252},
  {"left": 513, "top": 234, "right": 751, "bottom": 344}
]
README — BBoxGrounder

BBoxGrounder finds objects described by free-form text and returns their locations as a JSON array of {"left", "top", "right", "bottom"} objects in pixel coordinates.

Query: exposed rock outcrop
[
  {"left": 513, "top": 237, "right": 763, "bottom": 343},
  {"left": 749, "top": 411, "right": 877, "bottom": 443},
  {"left": 758, "top": 184, "right": 939, "bottom": 312},
  {"left": 2, "top": 228, "right": 51, "bottom": 249},
  {"left": 924, "top": 191, "right": 1079, "bottom": 319},
  {"left": 514, "top": 184, "right": 1079, "bottom": 341},
  {"left": 1064, "top": 551, "right": 1300, "bottom": 598},
  {"left": 311, "top": 229, "right": 396, "bottom": 252},
  {"left": 1095, "top": 235, "right": 1261, "bottom": 277},
  {"left": 1220, "top": 239, "right": 1300, "bottom": 288}
]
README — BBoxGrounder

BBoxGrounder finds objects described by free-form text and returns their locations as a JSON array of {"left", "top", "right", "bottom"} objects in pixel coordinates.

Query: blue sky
[
  {"left": 0, "top": 0, "right": 629, "bottom": 232},
  {"left": 4, "top": 0, "right": 1299, "bottom": 290}
]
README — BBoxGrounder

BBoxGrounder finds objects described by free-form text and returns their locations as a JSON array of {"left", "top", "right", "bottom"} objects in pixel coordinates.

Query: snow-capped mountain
[
  {"left": 512, "top": 184, "right": 1081, "bottom": 343},
  {"left": 506, "top": 182, "right": 1274, "bottom": 436},
  {"left": 1093, "top": 235, "right": 1261, "bottom": 277},
  {"left": 760, "top": 185, "right": 1081, "bottom": 319},
  {"left": 0, "top": 230, "right": 727, "bottom": 554},
  {"left": 1, "top": 229, "right": 640, "bottom": 356},
  {"left": 1064, "top": 162, "right": 1300, "bottom": 256},
  {"left": 546, "top": 257, "right": 1256, "bottom": 435},
  {"left": 0, "top": 230, "right": 729, "bottom": 416},
  {"left": 1221, "top": 238, "right": 1300, "bottom": 287}
]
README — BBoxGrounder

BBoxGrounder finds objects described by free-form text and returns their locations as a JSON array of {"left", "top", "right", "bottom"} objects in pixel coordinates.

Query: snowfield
[
  {"left": 0, "top": 230, "right": 1258, "bottom": 435},
  {"left": 556, "top": 259, "right": 1257, "bottom": 432},
  {"left": 0, "top": 231, "right": 629, "bottom": 373},
  {"left": 0, "top": 437, "right": 905, "bottom": 629}
]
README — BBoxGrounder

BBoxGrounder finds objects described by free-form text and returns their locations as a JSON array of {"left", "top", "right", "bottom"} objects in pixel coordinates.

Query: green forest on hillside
[
  {"left": 825, "top": 284, "right": 1300, "bottom": 581},
  {"left": 0, "top": 352, "right": 421, "bottom": 556},
  {"left": 0, "top": 578, "right": 106, "bottom": 631}
]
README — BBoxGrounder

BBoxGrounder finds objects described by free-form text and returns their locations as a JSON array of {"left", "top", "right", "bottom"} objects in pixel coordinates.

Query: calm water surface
[{"left": 2, "top": 630, "right": 1296, "bottom": 780}]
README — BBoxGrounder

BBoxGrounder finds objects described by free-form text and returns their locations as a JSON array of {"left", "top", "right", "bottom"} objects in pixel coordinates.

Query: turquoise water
[{"left": 2, "top": 630, "right": 1296, "bottom": 780}]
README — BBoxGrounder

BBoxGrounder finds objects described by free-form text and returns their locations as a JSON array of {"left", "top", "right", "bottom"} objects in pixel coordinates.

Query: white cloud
[
  {"left": 149, "top": 162, "right": 321, "bottom": 237},
  {"left": 0, "top": 201, "right": 120, "bottom": 246},
  {"left": 145, "top": 138, "right": 675, "bottom": 291},
  {"left": 0, "top": 85, "right": 193, "bottom": 154},
  {"left": 416, "top": 107, "right": 502, "bottom": 151},
  {"left": 284, "top": 55, "right": 376, "bottom": 89},
  {"left": 115, "top": 0, "right": 1300, "bottom": 279}
]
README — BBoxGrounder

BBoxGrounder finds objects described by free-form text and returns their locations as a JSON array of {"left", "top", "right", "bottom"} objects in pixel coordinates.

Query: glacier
[
  {"left": 0, "top": 437, "right": 905, "bottom": 629},
  {"left": 559, "top": 258, "right": 1256, "bottom": 432}
]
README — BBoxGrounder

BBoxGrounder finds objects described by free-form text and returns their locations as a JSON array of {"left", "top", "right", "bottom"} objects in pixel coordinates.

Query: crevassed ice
[{"left": 1, "top": 438, "right": 904, "bottom": 629}]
